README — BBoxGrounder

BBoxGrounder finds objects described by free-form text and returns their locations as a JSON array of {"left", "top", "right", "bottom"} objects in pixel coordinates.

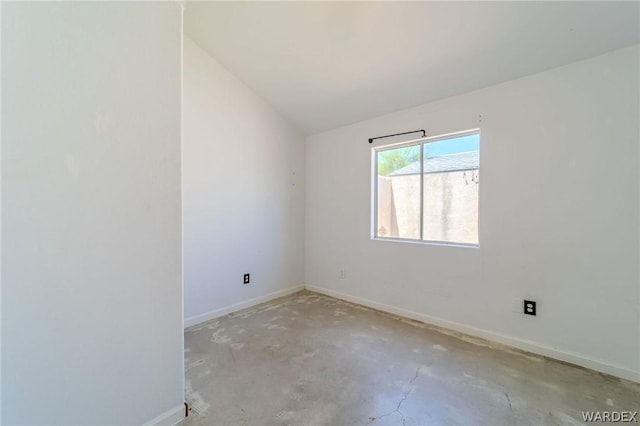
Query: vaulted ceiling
[{"left": 185, "top": 1, "right": 639, "bottom": 135}]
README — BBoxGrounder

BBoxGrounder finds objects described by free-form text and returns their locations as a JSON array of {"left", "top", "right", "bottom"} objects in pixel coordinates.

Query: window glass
[
  {"left": 376, "top": 145, "right": 421, "bottom": 239},
  {"left": 374, "top": 131, "right": 479, "bottom": 246}
]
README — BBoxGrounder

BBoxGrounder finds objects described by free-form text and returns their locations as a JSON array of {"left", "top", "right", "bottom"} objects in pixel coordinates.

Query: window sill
[{"left": 372, "top": 236, "right": 479, "bottom": 249}]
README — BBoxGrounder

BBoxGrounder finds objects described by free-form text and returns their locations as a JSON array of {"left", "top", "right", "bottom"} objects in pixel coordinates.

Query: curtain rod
[{"left": 368, "top": 129, "right": 426, "bottom": 144}]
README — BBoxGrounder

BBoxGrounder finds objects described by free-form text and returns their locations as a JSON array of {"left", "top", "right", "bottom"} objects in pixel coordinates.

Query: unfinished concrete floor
[{"left": 181, "top": 291, "right": 639, "bottom": 425}]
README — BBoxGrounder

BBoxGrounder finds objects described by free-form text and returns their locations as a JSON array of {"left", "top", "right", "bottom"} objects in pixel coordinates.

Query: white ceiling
[{"left": 185, "top": 1, "right": 640, "bottom": 135}]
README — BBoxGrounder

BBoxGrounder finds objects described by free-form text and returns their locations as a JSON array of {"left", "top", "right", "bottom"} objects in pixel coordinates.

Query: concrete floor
[{"left": 181, "top": 291, "right": 639, "bottom": 426}]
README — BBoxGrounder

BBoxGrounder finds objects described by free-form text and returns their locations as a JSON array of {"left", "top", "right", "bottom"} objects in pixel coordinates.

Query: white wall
[
  {"left": 306, "top": 45, "right": 640, "bottom": 381},
  {"left": 0, "top": 2, "right": 3, "bottom": 420},
  {"left": 2, "top": 3, "right": 184, "bottom": 425},
  {"left": 182, "top": 37, "right": 305, "bottom": 326}
]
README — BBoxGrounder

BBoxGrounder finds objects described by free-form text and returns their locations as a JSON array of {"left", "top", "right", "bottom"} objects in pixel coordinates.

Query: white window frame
[{"left": 371, "top": 128, "right": 480, "bottom": 248}]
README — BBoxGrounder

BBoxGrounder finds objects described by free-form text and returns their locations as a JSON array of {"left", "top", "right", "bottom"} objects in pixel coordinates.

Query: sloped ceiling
[{"left": 185, "top": 1, "right": 639, "bottom": 135}]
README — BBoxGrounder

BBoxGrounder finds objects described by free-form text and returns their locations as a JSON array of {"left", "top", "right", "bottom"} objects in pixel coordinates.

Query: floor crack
[
  {"left": 366, "top": 365, "right": 425, "bottom": 425},
  {"left": 504, "top": 392, "right": 512, "bottom": 411}
]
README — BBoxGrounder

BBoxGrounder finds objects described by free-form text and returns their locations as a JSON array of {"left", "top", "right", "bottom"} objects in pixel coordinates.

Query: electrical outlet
[
  {"left": 243, "top": 273, "right": 250, "bottom": 285},
  {"left": 524, "top": 300, "right": 536, "bottom": 316},
  {"left": 339, "top": 269, "right": 346, "bottom": 279}
]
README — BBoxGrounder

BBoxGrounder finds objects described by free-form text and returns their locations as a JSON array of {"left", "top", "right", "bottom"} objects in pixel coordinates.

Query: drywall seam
[
  {"left": 184, "top": 285, "right": 304, "bottom": 329},
  {"left": 305, "top": 284, "right": 640, "bottom": 383},
  {"left": 142, "top": 404, "right": 185, "bottom": 426}
]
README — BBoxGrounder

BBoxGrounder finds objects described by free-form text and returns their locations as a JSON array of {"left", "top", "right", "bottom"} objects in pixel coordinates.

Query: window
[{"left": 373, "top": 130, "right": 480, "bottom": 246}]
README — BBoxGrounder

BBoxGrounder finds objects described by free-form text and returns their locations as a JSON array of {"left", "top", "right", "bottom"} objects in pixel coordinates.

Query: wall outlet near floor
[
  {"left": 524, "top": 300, "right": 536, "bottom": 316},
  {"left": 243, "top": 273, "right": 250, "bottom": 284},
  {"left": 339, "top": 269, "right": 346, "bottom": 279}
]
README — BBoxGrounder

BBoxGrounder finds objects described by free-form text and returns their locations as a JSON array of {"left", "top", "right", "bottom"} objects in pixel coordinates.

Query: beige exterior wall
[
  {"left": 376, "top": 170, "right": 479, "bottom": 244},
  {"left": 376, "top": 176, "right": 397, "bottom": 237},
  {"left": 423, "top": 170, "right": 479, "bottom": 244}
]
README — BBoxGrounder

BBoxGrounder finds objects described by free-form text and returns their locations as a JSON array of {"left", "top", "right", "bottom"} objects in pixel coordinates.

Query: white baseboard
[
  {"left": 143, "top": 404, "right": 185, "bottom": 426},
  {"left": 184, "top": 285, "right": 305, "bottom": 329},
  {"left": 305, "top": 284, "right": 640, "bottom": 383}
]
